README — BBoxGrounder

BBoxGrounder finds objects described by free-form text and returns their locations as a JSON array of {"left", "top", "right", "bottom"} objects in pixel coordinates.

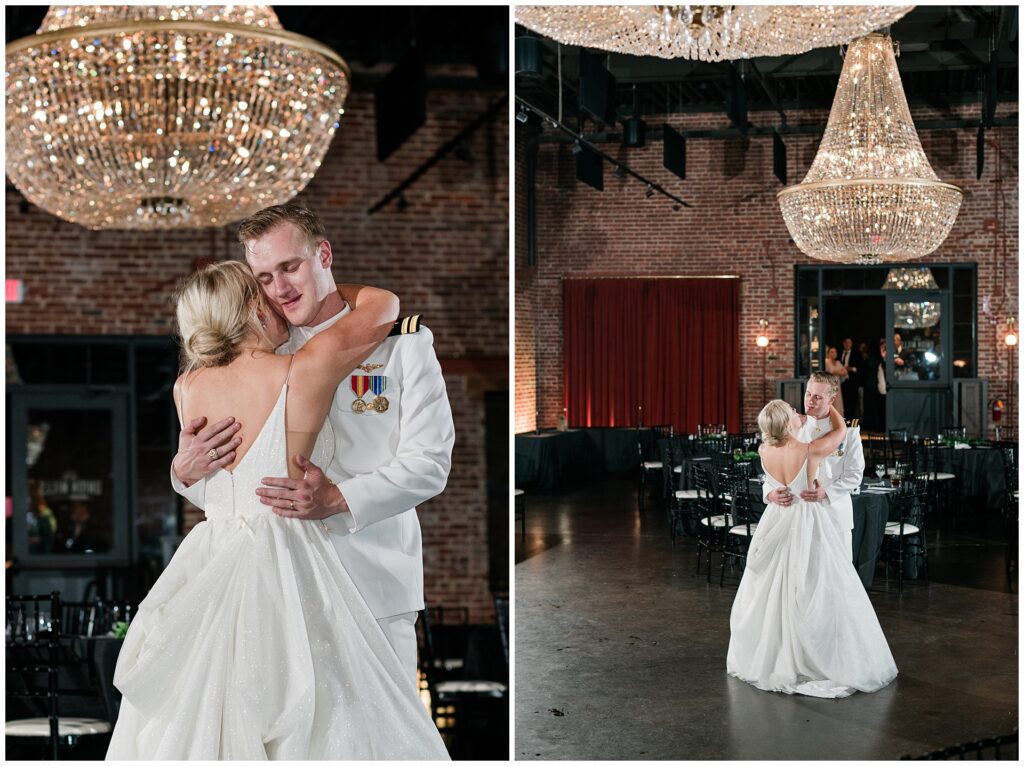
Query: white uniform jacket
[
  {"left": 761, "top": 417, "right": 864, "bottom": 531},
  {"left": 171, "top": 306, "right": 455, "bottom": 618}
]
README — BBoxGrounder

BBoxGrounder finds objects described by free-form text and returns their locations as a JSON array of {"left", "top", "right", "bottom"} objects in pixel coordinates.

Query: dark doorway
[{"left": 824, "top": 296, "right": 886, "bottom": 355}]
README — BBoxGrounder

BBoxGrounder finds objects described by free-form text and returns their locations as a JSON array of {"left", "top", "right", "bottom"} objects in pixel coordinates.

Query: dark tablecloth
[
  {"left": 587, "top": 428, "right": 658, "bottom": 474},
  {"left": 851, "top": 491, "right": 892, "bottom": 587},
  {"left": 515, "top": 428, "right": 658, "bottom": 490},
  {"left": 6, "top": 635, "right": 123, "bottom": 723},
  {"left": 67, "top": 636, "right": 123, "bottom": 721},
  {"left": 935, "top": 447, "right": 1006, "bottom": 509},
  {"left": 742, "top": 481, "right": 907, "bottom": 589},
  {"left": 514, "top": 430, "right": 590, "bottom": 490}
]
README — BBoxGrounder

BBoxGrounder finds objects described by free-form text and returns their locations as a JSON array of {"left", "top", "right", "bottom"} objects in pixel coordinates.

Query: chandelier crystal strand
[
  {"left": 777, "top": 34, "right": 962, "bottom": 264},
  {"left": 6, "top": 5, "right": 350, "bottom": 230},
  {"left": 514, "top": 5, "right": 914, "bottom": 61}
]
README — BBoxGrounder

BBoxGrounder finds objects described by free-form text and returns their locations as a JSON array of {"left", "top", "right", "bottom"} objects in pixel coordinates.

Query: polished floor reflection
[{"left": 515, "top": 477, "right": 1018, "bottom": 760}]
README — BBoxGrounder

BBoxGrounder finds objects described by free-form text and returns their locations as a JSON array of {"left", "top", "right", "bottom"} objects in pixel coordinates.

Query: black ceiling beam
[
  {"left": 516, "top": 96, "right": 693, "bottom": 209},
  {"left": 367, "top": 93, "right": 507, "bottom": 215},
  {"left": 535, "top": 115, "right": 1018, "bottom": 145}
]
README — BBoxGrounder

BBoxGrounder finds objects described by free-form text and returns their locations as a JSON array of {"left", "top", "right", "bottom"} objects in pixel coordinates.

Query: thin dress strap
[
  {"left": 176, "top": 370, "right": 195, "bottom": 428},
  {"left": 283, "top": 354, "right": 296, "bottom": 387}
]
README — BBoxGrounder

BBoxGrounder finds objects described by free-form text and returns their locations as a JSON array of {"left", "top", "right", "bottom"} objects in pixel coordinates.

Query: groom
[
  {"left": 764, "top": 372, "right": 865, "bottom": 560},
  {"left": 169, "top": 204, "right": 455, "bottom": 690}
]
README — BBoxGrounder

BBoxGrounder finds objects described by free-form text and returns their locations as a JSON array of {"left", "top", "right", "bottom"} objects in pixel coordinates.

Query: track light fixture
[
  {"left": 516, "top": 106, "right": 530, "bottom": 124},
  {"left": 645, "top": 184, "right": 654, "bottom": 199}
]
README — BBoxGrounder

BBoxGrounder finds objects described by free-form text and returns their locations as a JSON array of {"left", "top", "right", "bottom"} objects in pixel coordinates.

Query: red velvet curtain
[{"left": 563, "top": 278, "right": 740, "bottom": 432}]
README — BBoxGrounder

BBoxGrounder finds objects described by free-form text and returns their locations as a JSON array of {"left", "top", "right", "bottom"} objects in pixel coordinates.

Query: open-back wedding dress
[
  {"left": 107, "top": 372, "right": 449, "bottom": 759},
  {"left": 726, "top": 456, "right": 898, "bottom": 698}
]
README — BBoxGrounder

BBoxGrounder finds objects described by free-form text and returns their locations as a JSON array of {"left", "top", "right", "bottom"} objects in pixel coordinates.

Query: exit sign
[{"left": 6, "top": 280, "right": 24, "bottom": 303}]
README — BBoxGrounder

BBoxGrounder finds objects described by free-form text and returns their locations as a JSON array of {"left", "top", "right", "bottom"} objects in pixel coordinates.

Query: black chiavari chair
[
  {"left": 720, "top": 475, "right": 762, "bottom": 586},
  {"left": 6, "top": 592, "right": 115, "bottom": 760},
  {"left": 638, "top": 425, "right": 673, "bottom": 512},
  {"left": 901, "top": 729, "right": 1018, "bottom": 760},
  {"left": 888, "top": 429, "right": 909, "bottom": 466},
  {"left": 999, "top": 444, "right": 1018, "bottom": 584},
  {"left": 668, "top": 441, "right": 700, "bottom": 543},
  {"left": 692, "top": 463, "right": 730, "bottom": 582},
  {"left": 881, "top": 478, "right": 930, "bottom": 594}
]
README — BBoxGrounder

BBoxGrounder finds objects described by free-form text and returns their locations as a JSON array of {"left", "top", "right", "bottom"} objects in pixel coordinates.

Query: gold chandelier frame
[
  {"left": 6, "top": 20, "right": 349, "bottom": 77},
  {"left": 777, "top": 178, "right": 964, "bottom": 198}
]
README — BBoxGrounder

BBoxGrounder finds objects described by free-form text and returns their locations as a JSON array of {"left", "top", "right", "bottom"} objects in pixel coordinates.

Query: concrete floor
[{"left": 515, "top": 477, "right": 1019, "bottom": 760}]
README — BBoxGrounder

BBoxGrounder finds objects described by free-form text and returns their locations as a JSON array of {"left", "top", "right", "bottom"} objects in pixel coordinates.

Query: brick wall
[
  {"left": 6, "top": 85, "right": 509, "bottom": 623},
  {"left": 515, "top": 103, "right": 1018, "bottom": 435}
]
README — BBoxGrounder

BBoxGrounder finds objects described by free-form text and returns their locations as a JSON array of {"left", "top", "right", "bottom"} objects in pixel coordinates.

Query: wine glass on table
[{"left": 874, "top": 463, "right": 886, "bottom": 483}]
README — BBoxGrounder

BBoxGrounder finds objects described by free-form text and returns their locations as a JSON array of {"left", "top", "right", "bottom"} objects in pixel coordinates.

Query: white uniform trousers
[{"left": 377, "top": 611, "right": 419, "bottom": 694}]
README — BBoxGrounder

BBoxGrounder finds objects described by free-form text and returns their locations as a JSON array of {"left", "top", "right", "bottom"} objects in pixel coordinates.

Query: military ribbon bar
[{"left": 351, "top": 375, "right": 369, "bottom": 397}]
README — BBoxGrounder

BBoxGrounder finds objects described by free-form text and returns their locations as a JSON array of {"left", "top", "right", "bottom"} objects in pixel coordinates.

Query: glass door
[
  {"left": 885, "top": 291, "right": 951, "bottom": 387},
  {"left": 9, "top": 389, "right": 130, "bottom": 567}
]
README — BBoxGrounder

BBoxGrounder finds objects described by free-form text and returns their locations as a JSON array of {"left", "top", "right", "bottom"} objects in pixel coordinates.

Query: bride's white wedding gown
[
  {"left": 106, "top": 378, "right": 450, "bottom": 760},
  {"left": 726, "top": 457, "right": 898, "bottom": 698}
]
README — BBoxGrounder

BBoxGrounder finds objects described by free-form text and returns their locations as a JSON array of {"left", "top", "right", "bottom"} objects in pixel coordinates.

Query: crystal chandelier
[
  {"left": 514, "top": 5, "right": 914, "bottom": 61},
  {"left": 881, "top": 267, "right": 938, "bottom": 290},
  {"left": 778, "top": 34, "right": 963, "bottom": 264},
  {"left": 5, "top": 6, "right": 350, "bottom": 230},
  {"left": 894, "top": 301, "right": 940, "bottom": 328}
]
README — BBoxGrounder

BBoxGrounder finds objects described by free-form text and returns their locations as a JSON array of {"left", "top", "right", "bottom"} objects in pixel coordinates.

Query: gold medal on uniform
[
  {"left": 351, "top": 375, "right": 370, "bottom": 413},
  {"left": 370, "top": 375, "right": 389, "bottom": 413}
]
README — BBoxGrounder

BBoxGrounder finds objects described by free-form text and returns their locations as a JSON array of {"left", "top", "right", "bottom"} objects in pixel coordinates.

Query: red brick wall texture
[
  {"left": 515, "top": 103, "right": 1018, "bottom": 435},
  {"left": 6, "top": 86, "right": 509, "bottom": 623}
]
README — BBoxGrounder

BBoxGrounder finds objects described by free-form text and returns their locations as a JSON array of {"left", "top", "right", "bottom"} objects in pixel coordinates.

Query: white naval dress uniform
[
  {"left": 761, "top": 415, "right": 865, "bottom": 562},
  {"left": 171, "top": 306, "right": 455, "bottom": 690}
]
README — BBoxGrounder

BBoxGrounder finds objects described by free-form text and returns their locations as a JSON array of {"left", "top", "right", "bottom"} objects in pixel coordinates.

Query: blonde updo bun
[
  {"left": 758, "top": 399, "right": 793, "bottom": 447},
  {"left": 176, "top": 261, "right": 269, "bottom": 372}
]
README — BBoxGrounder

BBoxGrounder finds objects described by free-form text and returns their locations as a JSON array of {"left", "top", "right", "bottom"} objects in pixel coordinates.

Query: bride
[
  {"left": 107, "top": 261, "right": 449, "bottom": 760},
  {"left": 726, "top": 400, "right": 897, "bottom": 698}
]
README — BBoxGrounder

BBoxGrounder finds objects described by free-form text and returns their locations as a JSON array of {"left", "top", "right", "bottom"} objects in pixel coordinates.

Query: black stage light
[
  {"left": 622, "top": 117, "right": 646, "bottom": 148},
  {"left": 515, "top": 36, "right": 544, "bottom": 78},
  {"left": 644, "top": 184, "right": 654, "bottom": 199}
]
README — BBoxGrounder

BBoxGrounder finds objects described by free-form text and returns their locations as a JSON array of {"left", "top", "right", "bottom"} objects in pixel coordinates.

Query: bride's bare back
[
  {"left": 758, "top": 406, "right": 847, "bottom": 491},
  {"left": 176, "top": 353, "right": 324, "bottom": 479},
  {"left": 174, "top": 284, "right": 398, "bottom": 481},
  {"left": 759, "top": 440, "right": 814, "bottom": 487}
]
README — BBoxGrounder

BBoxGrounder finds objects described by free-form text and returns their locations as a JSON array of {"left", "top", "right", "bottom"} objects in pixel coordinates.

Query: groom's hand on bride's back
[
  {"left": 767, "top": 487, "right": 794, "bottom": 506},
  {"left": 173, "top": 416, "right": 243, "bottom": 487},
  {"left": 257, "top": 455, "right": 348, "bottom": 521},
  {"left": 799, "top": 480, "right": 828, "bottom": 503}
]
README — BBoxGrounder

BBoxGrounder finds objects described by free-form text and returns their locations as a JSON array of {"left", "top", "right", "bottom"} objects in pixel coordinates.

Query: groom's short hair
[
  {"left": 236, "top": 204, "right": 327, "bottom": 251},
  {"left": 808, "top": 371, "right": 839, "bottom": 397}
]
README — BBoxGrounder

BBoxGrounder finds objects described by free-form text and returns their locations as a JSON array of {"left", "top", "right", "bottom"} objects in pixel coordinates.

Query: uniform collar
[
  {"left": 288, "top": 302, "right": 351, "bottom": 345},
  {"left": 803, "top": 414, "right": 832, "bottom": 434}
]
